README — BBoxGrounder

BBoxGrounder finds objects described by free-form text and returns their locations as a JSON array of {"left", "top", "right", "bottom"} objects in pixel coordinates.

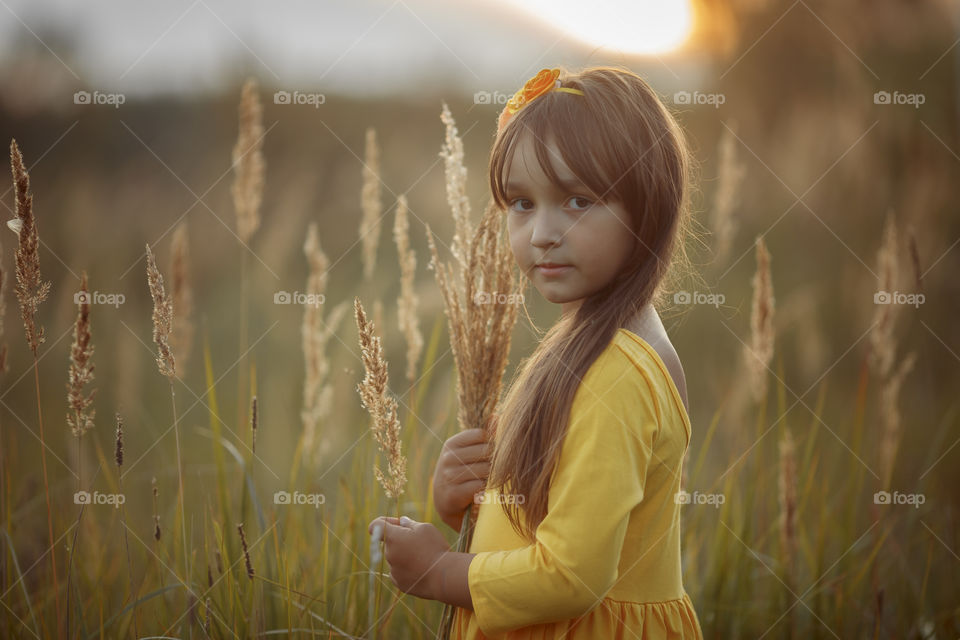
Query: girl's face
[{"left": 503, "top": 131, "right": 637, "bottom": 316}]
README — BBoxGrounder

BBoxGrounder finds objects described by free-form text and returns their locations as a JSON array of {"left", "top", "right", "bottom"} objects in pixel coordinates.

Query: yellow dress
[{"left": 452, "top": 328, "right": 704, "bottom": 639}]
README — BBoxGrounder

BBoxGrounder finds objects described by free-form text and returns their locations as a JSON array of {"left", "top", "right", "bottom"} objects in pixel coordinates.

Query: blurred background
[{"left": 1, "top": 0, "right": 959, "bottom": 637}]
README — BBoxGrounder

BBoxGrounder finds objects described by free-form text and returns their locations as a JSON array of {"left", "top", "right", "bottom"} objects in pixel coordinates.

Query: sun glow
[{"left": 504, "top": 0, "right": 694, "bottom": 55}]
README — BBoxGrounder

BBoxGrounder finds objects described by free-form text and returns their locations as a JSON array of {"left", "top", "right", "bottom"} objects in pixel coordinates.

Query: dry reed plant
[
  {"left": 152, "top": 476, "right": 161, "bottom": 541},
  {"left": 9, "top": 140, "right": 50, "bottom": 357},
  {"left": 778, "top": 425, "right": 798, "bottom": 637},
  {"left": 146, "top": 244, "right": 176, "bottom": 380},
  {"left": 745, "top": 236, "right": 774, "bottom": 402},
  {"left": 393, "top": 194, "right": 423, "bottom": 384},
  {"left": 67, "top": 271, "right": 95, "bottom": 440},
  {"left": 427, "top": 107, "right": 520, "bottom": 640},
  {"left": 439, "top": 103, "right": 473, "bottom": 271},
  {"left": 354, "top": 297, "right": 407, "bottom": 499},
  {"left": 65, "top": 270, "right": 96, "bottom": 638},
  {"left": 360, "top": 127, "right": 383, "bottom": 282},
  {"left": 9, "top": 138, "right": 60, "bottom": 631},
  {"left": 232, "top": 78, "right": 265, "bottom": 245},
  {"left": 146, "top": 243, "right": 189, "bottom": 582},
  {"left": 300, "top": 222, "right": 348, "bottom": 469},
  {"left": 712, "top": 121, "right": 746, "bottom": 264},
  {"left": 0, "top": 238, "right": 8, "bottom": 375},
  {"left": 170, "top": 222, "right": 194, "bottom": 373},
  {"left": 238, "top": 522, "right": 254, "bottom": 580},
  {"left": 868, "top": 211, "right": 918, "bottom": 488}
]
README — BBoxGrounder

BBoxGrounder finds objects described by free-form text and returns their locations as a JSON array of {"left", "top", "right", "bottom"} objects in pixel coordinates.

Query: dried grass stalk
[
  {"left": 712, "top": 121, "right": 746, "bottom": 263},
  {"left": 238, "top": 522, "right": 254, "bottom": 579},
  {"left": 745, "top": 236, "right": 774, "bottom": 402},
  {"left": 360, "top": 127, "right": 383, "bottom": 281},
  {"left": 354, "top": 297, "right": 407, "bottom": 499},
  {"left": 0, "top": 236, "right": 8, "bottom": 374},
  {"left": 778, "top": 426, "right": 797, "bottom": 578},
  {"left": 145, "top": 244, "right": 176, "bottom": 380},
  {"left": 9, "top": 139, "right": 51, "bottom": 357},
  {"left": 170, "top": 222, "right": 194, "bottom": 372},
  {"left": 232, "top": 78, "right": 265, "bottom": 245},
  {"left": 67, "top": 271, "right": 96, "bottom": 437},
  {"left": 869, "top": 210, "right": 899, "bottom": 379},
  {"left": 393, "top": 194, "right": 423, "bottom": 383},
  {"left": 439, "top": 103, "right": 472, "bottom": 272},
  {"left": 301, "top": 223, "right": 348, "bottom": 467}
]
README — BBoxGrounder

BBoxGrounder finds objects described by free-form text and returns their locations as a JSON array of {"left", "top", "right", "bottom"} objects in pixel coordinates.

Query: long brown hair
[{"left": 486, "top": 65, "right": 700, "bottom": 541}]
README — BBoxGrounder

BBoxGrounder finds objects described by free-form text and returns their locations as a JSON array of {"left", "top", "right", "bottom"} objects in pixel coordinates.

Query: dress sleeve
[{"left": 467, "top": 347, "right": 661, "bottom": 635}]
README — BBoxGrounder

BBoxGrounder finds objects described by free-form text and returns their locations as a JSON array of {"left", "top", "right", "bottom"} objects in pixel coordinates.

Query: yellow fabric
[{"left": 453, "top": 328, "right": 704, "bottom": 639}]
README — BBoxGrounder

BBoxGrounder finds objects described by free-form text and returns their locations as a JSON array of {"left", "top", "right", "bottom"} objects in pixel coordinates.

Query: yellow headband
[{"left": 497, "top": 68, "right": 585, "bottom": 134}]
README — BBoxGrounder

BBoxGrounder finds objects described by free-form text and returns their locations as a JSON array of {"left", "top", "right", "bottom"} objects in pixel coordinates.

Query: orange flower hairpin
[{"left": 497, "top": 68, "right": 585, "bottom": 134}]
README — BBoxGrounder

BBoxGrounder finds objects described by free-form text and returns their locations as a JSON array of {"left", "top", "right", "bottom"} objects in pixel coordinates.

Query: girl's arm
[{"left": 431, "top": 551, "right": 477, "bottom": 610}]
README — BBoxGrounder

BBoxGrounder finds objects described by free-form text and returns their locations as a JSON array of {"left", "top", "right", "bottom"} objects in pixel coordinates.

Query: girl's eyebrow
[{"left": 505, "top": 177, "right": 588, "bottom": 193}]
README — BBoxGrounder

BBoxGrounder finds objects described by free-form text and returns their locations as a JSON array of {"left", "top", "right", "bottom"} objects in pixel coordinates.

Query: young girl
[{"left": 369, "top": 65, "right": 704, "bottom": 638}]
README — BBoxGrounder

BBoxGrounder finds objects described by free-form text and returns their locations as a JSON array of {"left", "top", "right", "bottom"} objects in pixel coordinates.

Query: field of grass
[{"left": 1, "top": 2, "right": 959, "bottom": 638}]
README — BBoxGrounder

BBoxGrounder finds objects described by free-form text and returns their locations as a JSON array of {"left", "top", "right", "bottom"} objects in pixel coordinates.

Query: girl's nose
[{"left": 529, "top": 209, "right": 565, "bottom": 249}]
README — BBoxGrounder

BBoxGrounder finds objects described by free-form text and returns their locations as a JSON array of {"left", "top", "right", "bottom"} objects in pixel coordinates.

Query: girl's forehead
[{"left": 505, "top": 133, "right": 579, "bottom": 188}]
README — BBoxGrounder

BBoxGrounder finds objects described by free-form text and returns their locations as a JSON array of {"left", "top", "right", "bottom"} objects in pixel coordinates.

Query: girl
[{"left": 369, "top": 65, "right": 704, "bottom": 639}]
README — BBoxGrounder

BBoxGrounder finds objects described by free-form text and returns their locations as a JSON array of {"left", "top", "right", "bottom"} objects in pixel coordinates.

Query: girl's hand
[
  {"left": 432, "top": 425, "right": 494, "bottom": 531},
  {"left": 368, "top": 516, "right": 449, "bottom": 600}
]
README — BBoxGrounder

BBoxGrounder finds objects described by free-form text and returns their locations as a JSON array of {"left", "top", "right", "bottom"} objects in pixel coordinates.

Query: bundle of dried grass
[
  {"left": 745, "top": 236, "right": 774, "bottom": 402},
  {"left": 393, "top": 194, "right": 423, "bottom": 383},
  {"left": 301, "top": 222, "right": 348, "bottom": 468},
  {"left": 232, "top": 78, "right": 265, "bottom": 245},
  {"left": 428, "top": 107, "right": 519, "bottom": 640},
  {"left": 354, "top": 297, "right": 407, "bottom": 499}
]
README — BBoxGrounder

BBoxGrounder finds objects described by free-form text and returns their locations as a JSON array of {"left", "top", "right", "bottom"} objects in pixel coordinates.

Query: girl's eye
[
  {"left": 508, "top": 198, "right": 534, "bottom": 213},
  {"left": 567, "top": 196, "right": 593, "bottom": 210}
]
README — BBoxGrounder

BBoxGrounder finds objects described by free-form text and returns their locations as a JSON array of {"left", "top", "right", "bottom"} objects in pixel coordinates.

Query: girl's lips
[{"left": 536, "top": 264, "right": 572, "bottom": 277}]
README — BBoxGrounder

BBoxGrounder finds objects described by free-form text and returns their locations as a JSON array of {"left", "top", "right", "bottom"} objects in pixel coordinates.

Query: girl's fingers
[{"left": 368, "top": 515, "right": 416, "bottom": 535}]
